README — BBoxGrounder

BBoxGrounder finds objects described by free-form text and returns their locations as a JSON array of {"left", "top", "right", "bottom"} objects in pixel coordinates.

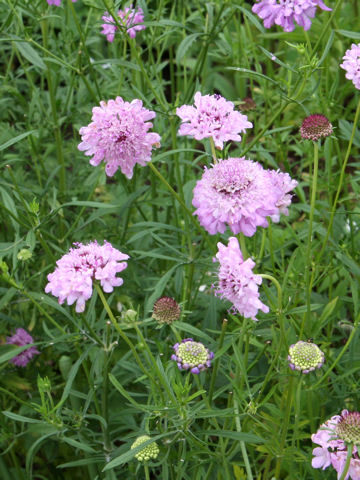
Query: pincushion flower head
[
  {"left": 152, "top": 297, "right": 181, "bottom": 324},
  {"left": 192, "top": 157, "right": 297, "bottom": 236},
  {"left": 131, "top": 435, "right": 159, "bottom": 462},
  {"left": 312, "top": 410, "right": 360, "bottom": 479},
  {"left": 300, "top": 114, "right": 333, "bottom": 141},
  {"left": 45, "top": 241, "right": 129, "bottom": 313},
  {"left": 47, "top": 0, "right": 76, "bottom": 6},
  {"left": 176, "top": 92, "right": 252, "bottom": 149},
  {"left": 101, "top": 6, "right": 145, "bottom": 42},
  {"left": 171, "top": 338, "right": 214, "bottom": 374},
  {"left": 6, "top": 328, "right": 40, "bottom": 367},
  {"left": 252, "top": 0, "right": 331, "bottom": 33},
  {"left": 288, "top": 340, "right": 324, "bottom": 373},
  {"left": 78, "top": 96, "right": 161, "bottom": 178},
  {"left": 340, "top": 43, "right": 360, "bottom": 90},
  {"left": 214, "top": 237, "right": 269, "bottom": 321}
]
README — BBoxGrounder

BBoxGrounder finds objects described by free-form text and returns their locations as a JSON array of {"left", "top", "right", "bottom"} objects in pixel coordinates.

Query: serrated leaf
[{"left": 176, "top": 33, "right": 200, "bottom": 64}]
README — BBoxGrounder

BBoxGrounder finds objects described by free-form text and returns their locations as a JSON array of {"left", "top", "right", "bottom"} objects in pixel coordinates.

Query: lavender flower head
[
  {"left": 288, "top": 340, "right": 324, "bottom": 373},
  {"left": 340, "top": 43, "right": 360, "bottom": 90},
  {"left": 7, "top": 328, "right": 40, "bottom": 367},
  {"left": 47, "top": 0, "right": 76, "bottom": 5},
  {"left": 214, "top": 237, "right": 269, "bottom": 321},
  {"left": 252, "top": 0, "right": 331, "bottom": 32},
  {"left": 176, "top": 92, "right": 252, "bottom": 150},
  {"left": 192, "top": 157, "right": 297, "bottom": 236},
  {"left": 101, "top": 6, "right": 145, "bottom": 42},
  {"left": 312, "top": 410, "right": 360, "bottom": 479},
  {"left": 45, "top": 241, "right": 129, "bottom": 313},
  {"left": 171, "top": 338, "right": 214, "bottom": 374},
  {"left": 78, "top": 96, "right": 161, "bottom": 178}
]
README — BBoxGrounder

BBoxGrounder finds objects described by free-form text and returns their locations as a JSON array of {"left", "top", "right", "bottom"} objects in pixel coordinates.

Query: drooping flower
[
  {"left": 312, "top": 410, "right": 360, "bottom": 479},
  {"left": 101, "top": 6, "right": 145, "bottom": 42},
  {"left": 152, "top": 297, "right": 181, "bottom": 324},
  {"left": 340, "top": 43, "right": 360, "bottom": 90},
  {"left": 78, "top": 97, "right": 160, "bottom": 178},
  {"left": 6, "top": 328, "right": 40, "bottom": 367},
  {"left": 176, "top": 92, "right": 252, "bottom": 150},
  {"left": 300, "top": 114, "right": 333, "bottom": 141},
  {"left": 45, "top": 241, "right": 129, "bottom": 313},
  {"left": 131, "top": 435, "right": 159, "bottom": 462},
  {"left": 47, "top": 0, "right": 76, "bottom": 6},
  {"left": 213, "top": 237, "right": 269, "bottom": 321},
  {"left": 252, "top": 0, "right": 331, "bottom": 32},
  {"left": 288, "top": 340, "right": 325, "bottom": 373},
  {"left": 192, "top": 157, "right": 297, "bottom": 236},
  {"left": 171, "top": 338, "right": 214, "bottom": 374}
]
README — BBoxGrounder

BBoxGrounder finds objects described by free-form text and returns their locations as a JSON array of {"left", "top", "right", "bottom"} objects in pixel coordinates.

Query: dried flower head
[
  {"left": 192, "top": 157, "right": 297, "bottom": 236},
  {"left": 252, "top": 0, "right": 331, "bottom": 33},
  {"left": 45, "top": 241, "right": 129, "bottom": 313},
  {"left": 238, "top": 97, "right": 257, "bottom": 112},
  {"left": 131, "top": 435, "right": 159, "bottom": 462},
  {"left": 340, "top": 43, "right": 360, "bottom": 90},
  {"left": 336, "top": 412, "right": 360, "bottom": 445},
  {"left": 101, "top": 6, "right": 145, "bottom": 42},
  {"left": 171, "top": 338, "right": 214, "bottom": 374},
  {"left": 176, "top": 92, "right": 252, "bottom": 149},
  {"left": 300, "top": 114, "right": 333, "bottom": 141},
  {"left": 78, "top": 96, "right": 161, "bottom": 178},
  {"left": 288, "top": 340, "right": 325, "bottom": 373},
  {"left": 6, "top": 328, "right": 40, "bottom": 367},
  {"left": 152, "top": 297, "right": 181, "bottom": 324},
  {"left": 214, "top": 237, "right": 269, "bottom": 321},
  {"left": 312, "top": 410, "right": 360, "bottom": 478}
]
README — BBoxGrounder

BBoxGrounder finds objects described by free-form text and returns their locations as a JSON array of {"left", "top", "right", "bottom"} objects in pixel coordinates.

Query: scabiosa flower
[
  {"left": 152, "top": 297, "right": 181, "bottom": 324},
  {"left": 192, "top": 157, "right": 297, "bottom": 236},
  {"left": 47, "top": 0, "right": 76, "bottom": 5},
  {"left": 45, "top": 241, "right": 129, "bottom": 313},
  {"left": 131, "top": 435, "right": 159, "bottom": 462},
  {"left": 6, "top": 328, "right": 40, "bottom": 367},
  {"left": 340, "top": 43, "right": 360, "bottom": 90},
  {"left": 252, "top": 0, "right": 331, "bottom": 32},
  {"left": 176, "top": 92, "right": 252, "bottom": 150},
  {"left": 288, "top": 340, "right": 324, "bottom": 373},
  {"left": 312, "top": 410, "right": 360, "bottom": 479},
  {"left": 213, "top": 237, "right": 269, "bottom": 321},
  {"left": 171, "top": 338, "right": 214, "bottom": 374},
  {"left": 78, "top": 97, "right": 160, "bottom": 178},
  {"left": 101, "top": 6, "right": 145, "bottom": 42},
  {"left": 300, "top": 114, "right": 333, "bottom": 141}
]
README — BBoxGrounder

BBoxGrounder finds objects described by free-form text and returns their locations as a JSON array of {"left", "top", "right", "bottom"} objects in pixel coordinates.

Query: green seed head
[
  {"left": 288, "top": 341, "right": 324, "bottom": 373},
  {"left": 131, "top": 435, "right": 159, "bottom": 462},
  {"left": 335, "top": 411, "right": 360, "bottom": 445}
]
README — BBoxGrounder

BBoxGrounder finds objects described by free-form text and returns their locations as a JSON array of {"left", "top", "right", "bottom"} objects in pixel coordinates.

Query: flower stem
[
  {"left": 208, "top": 318, "right": 228, "bottom": 404},
  {"left": 144, "top": 464, "right": 150, "bottom": 480},
  {"left": 339, "top": 443, "right": 353, "bottom": 480},
  {"left": 234, "top": 398, "right": 253, "bottom": 480},
  {"left": 209, "top": 137, "right": 218, "bottom": 163},
  {"left": 274, "top": 374, "right": 294, "bottom": 477}
]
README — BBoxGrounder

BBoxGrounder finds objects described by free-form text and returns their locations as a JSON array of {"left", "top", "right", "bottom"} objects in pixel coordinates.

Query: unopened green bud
[{"left": 131, "top": 435, "right": 159, "bottom": 462}]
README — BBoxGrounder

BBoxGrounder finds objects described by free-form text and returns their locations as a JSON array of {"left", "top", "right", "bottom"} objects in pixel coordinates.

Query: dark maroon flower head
[
  {"left": 152, "top": 297, "right": 181, "bottom": 324},
  {"left": 300, "top": 114, "right": 333, "bottom": 141}
]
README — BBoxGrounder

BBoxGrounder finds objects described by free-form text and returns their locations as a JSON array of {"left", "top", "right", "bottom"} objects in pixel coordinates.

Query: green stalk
[
  {"left": 208, "top": 318, "right": 228, "bottom": 404},
  {"left": 274, "top": 375, "right": 294, "bottom": 477},
  {"left": 310, "top": 0, "right": 344, "bottom": 59},
  {"left": 144, "top": 464, "right": 150, "bottom": 480},
  {"left": 102, "top": 322, "right": 112, "bottom": 453},
  {"left": 339, "top": 443, "right": 353, "bottom": 480},
  {"left": 317, "top": 97, "right": 360, "bottom": 263},
  {"left": 233, "top": 398, "right": 253, "bottom": 480},
  {"left": 300, "top": 141, "right": 319, "bottom": 338}
]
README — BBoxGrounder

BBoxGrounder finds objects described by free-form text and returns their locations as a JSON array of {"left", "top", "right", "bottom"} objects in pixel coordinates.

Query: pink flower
[
  {"left": 340, "top": 43, "right": 360, "bottom": 90},
  {"left": 213, "top": 237, "right": 269, "bottom": 321},
  {"left": 6, "top": 328, "right": 40, "bottom": 367},
  {"left": 192, "top": 157, "right": 297, "bottom": 236},
  {"left": 78, "top": 97, "right": 161, "bottom": 178},
  {"left": 176, "top": 92, "right": 252, "bottom": 150},
  {"left": 311, "top": 447, "right": 332, "bottom": 470},
  {"left": 101, "top": 6, "right": 145, "bottom": 42},
  {"left": 252, "top": 0, "right": 331, "bottom": 32},
  {"left": 47, "top": 0, "right": 76, "bottom": 6},
  {"left": 45, "top": 241, "right": 129, "bottom": 313}
]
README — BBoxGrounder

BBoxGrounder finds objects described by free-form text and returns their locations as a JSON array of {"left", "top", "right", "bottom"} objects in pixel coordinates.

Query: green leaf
[
  {"left": 336, "top": 30, "right": 360, "bottom": 40},
  {"left": 26, "top": 432, "right": 57, "bottom": 477},
  {"left": 0, "top": 130, "right": 37, "bottom": 152},
  {"left": 144, "top": 263, "right": 183, "bottom": 313},
  {"left": 57, "top": 457, "right": 104, "bottom": 469},
  {"left": 176, "top": 33, "right": 201, "bottom": 64},
  {"left": 175, "top": 321, "right": 213, "bottom": 343},
  {"left": 0, "top": 344, "right": 38, "bottom": 365},
  {"left": 16, "top": 42, "right": 46, "bottom": 70},
  {"left": 199, "top": 430, "right": 262, "bottom": 443},
  {"left": 2, "top": 411, "right": 42, "bottom": 424},
  {"left": 61, "top": 436, "right": 96, "bottom": 453}
]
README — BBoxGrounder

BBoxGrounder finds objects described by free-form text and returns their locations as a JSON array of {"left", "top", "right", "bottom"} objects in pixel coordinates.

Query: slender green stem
[
  {"left": 300, "top": 141, "right": 319, "bottom": 338},
  {"left": 208, "top": 318, "right": 228, "bottom": 404},
  {"left": 144, "top": 464, "right": 150, "bottom": 480},
  {"left": 317, "top": 97, "right": 360, "bottom": 263},
  {"left": 238, "top": 232, "right": 248, "bottom": 260},
  {"left": 233, "top": 398, "right": 253, "bottom": 480},
  {"left": 209, "top": 138, "right": 217, "bottom": 163},
  {"left": 274, "top": 375, "right": 294, "bottom": 477},
  {"left": 102, "top": 322, "right": 112, "bottom": 453},
  {"left": 339, "top": 443, "right": 353, "bottom": 480},
  {"left": 311, "top": 0, "right": 344, "bottom": 59}
]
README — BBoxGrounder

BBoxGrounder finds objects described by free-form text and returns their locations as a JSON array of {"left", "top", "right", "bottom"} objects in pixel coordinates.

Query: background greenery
[{"left": 0, "top": 0, "right": 359, "bottom": 478}]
